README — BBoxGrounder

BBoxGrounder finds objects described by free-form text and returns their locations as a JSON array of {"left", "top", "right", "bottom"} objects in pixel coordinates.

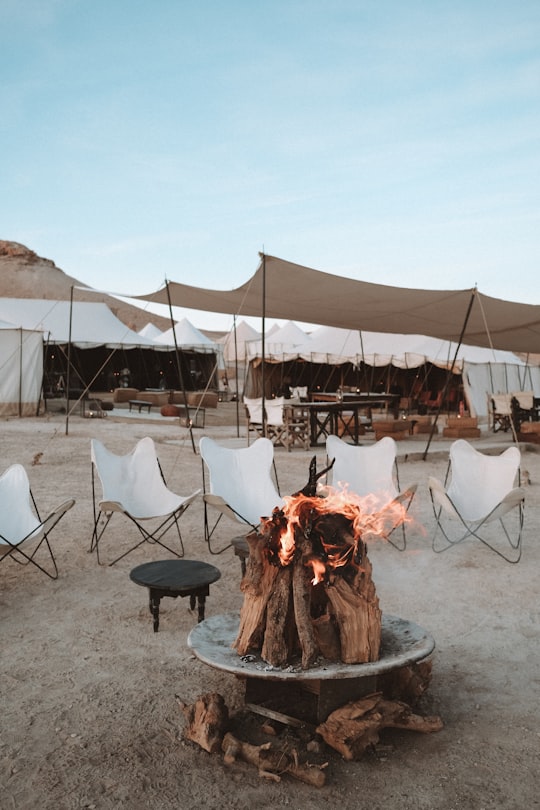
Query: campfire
[
  {"left": 234, "top": 458, "right": 410, "bottom": 669},
  {"left": 184, "top": 460, "right": 442, "bottom": 773}
]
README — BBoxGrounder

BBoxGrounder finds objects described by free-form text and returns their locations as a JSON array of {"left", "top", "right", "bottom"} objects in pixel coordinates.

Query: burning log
[
  {"left": 232, "top": 457, "right": 404, "bottom": 669},
  {"left": 316, "top": 692, "right": 443, "bottom": 761},
  {"left": 234, "top": 530, "right": 279, "bottom": 655}
]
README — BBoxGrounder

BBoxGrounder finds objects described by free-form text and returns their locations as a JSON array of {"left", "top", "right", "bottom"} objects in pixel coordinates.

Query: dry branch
[{"left": 222, "top": 732, "right": 326, "bottom": 787}]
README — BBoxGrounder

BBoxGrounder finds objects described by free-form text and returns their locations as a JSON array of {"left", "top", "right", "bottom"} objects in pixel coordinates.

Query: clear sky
[{"left": 2, "top": 0, "right": 539, "bottom": 332}]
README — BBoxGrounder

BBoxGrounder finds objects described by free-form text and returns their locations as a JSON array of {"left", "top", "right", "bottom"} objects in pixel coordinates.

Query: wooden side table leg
[
  {"left": 149, "top": 589, "right": 161, "bottom": 632},
  {"left": 196, "top": 595, "right": 206, "bottom": 623}
]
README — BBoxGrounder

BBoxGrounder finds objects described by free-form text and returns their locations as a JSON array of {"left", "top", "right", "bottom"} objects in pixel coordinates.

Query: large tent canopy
[{"left": 136, "top": 254, "right": 540, "bottom": 355}]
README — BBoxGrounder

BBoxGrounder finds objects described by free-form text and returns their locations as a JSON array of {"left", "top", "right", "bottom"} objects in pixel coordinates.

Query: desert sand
[{"left": 1, "top": 405, "right": 539, "bottom": 810}]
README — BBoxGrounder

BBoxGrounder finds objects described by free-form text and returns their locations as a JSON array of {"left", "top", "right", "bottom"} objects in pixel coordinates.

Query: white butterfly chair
[
  {"left": 264, "top": 397, "right": 291, "bottom": 449},
  {"left": 325, "top": 435, "right": 417, "bottom": 551},
  {"left": 244, "top": 396, "right": 264, "bottom": 443},
  {"left": 0, "top": 464, "right": 75, "bottom": 580},
  {"left": 490, "top": 393, "right": 513, "bottom": 433},
  {"left": 199, "top": 436, "right": 284, "bottom": 572},
  {"left": 245, "top": 396, "right": 290, "bottom": 449},
  {"left": 428, "top": 439, "right": 525, "bottom": 563},
  {"left": 90, "top": 437, "right": 200, "bottom": 566}
]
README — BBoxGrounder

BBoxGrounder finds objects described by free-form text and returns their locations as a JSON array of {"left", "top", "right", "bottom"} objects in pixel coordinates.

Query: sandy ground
[{"left": 1, "top": 405, "right": 539, "bottom": 810}]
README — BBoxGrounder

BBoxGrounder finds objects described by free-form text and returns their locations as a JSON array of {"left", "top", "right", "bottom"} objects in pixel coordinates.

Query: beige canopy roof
[{"left": 136, "top": 254, "right": 540, "bottom": 354}]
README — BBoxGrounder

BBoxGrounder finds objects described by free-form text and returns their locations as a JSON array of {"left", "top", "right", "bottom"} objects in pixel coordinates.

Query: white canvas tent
[
  {"left": 0, "top": 299, "right": 221, "bottom": 406},
  {"left": 153, "top": 317, "right": 221, "bottom": 396},
  {"left": 243, "top": 324, "right": 536, "bottom": 418},
  {"left": 463, "top": 361, "right": 540, "bottom": 419},
  {"left": 217, "top": 320, "right": 260, "bottom": 365},
  {"left": 247, "top": 320, "right": 310, "bottom": 359},
  {"left": 246, "top": 325, "right": 524, "bottom": 370},
  {"left": 0, "top": 298, "right": 159, "bottom": 349},
  {"left": 215, "top": 319, "right": 260, "bottom": 397},
  {"left": 0, "top": 323, "right": 43, "bottom": 416},
  {"left": 156, "top": 317, "right": 217, "bottom": 350},
  {"left": 269, "top": 321, "right": 310, "bottom": 345},
  {"left": 138, "top": 322, "right": 163, "bottom": 341}
]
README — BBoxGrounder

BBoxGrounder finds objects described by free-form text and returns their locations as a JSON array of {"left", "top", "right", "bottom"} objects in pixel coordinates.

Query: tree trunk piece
[
  {"left": 316, "top": 693, "right": 443, "bottom": 761},
  {"left": 176, "top": 692, "right": 228, "bottom": 754}
]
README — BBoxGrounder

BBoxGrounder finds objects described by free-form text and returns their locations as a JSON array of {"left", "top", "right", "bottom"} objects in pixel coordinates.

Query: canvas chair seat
[
  {"left": 199, "top": 436, "right": 284, "bottom": 567},
  {"left": 0, "top": 464, "right": 74, "bottom": 579},
  {"left": 325, "top": 435, "right": 417, "bottom": 550},
  {"left": 428, "top": 439, "right": 525, "bottom": 563},
  {"left": 90, "top": 437, "right": 199, "bottom": 566}
]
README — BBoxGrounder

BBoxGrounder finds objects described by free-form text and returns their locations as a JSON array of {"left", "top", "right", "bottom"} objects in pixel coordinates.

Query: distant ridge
[{"left": 0, "top": 240, "right": 171, "bottom": 332}]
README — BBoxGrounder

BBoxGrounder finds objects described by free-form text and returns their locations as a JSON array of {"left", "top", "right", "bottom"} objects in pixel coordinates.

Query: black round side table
[{"left": 130, "top": 559, "right": 221, "bottom": 632}]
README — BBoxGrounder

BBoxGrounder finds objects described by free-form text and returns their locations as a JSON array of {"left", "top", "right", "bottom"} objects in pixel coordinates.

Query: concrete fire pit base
[{"left": 188, "top": 613, "right": 435, "bottom": 724}]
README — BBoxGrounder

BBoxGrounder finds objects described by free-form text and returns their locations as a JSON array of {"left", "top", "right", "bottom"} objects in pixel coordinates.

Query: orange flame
[{"left": 267, "top": 483, "right": 410, "bottom": 581}]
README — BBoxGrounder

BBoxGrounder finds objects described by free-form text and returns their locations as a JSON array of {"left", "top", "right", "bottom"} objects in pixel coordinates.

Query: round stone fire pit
[
  {"left": 188, "top": 613, "right": 435, "bottom": 723},
  {"left": 188, "top": 612, "right": 434, "bottom": 680}
]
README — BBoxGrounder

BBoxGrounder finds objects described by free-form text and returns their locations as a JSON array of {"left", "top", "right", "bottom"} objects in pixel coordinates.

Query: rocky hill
[{"left": 0, "top": 240, "right": 171, "bottom": 332}]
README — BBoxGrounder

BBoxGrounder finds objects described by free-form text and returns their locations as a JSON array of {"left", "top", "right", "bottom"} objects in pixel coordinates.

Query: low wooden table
[
  {"left": 128, "top": 399, "right": 153, "bottom": 413},
  {"left": 129, "top": 559, "right": 221, "bottom": 632}
]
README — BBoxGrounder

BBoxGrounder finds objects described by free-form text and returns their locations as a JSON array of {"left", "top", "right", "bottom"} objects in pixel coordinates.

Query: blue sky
[{"left": 1, "top": 0, "right": 539, "bottom": 331}]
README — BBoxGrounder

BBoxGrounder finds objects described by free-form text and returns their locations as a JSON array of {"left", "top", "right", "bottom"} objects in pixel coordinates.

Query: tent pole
[
  {"left": 261, "top": 252, "right": 266, "bottom": 434},
  {"left": 422, "top": 288, "right": 477, "bottom": 460},
  {"left": 358, "top": 330, "right": 367, "bottom": 392},
  {"left": 37, "top": 331, "right": 50, "bottom": 416},
  {"left": 18, "top": 328, "right": 23, "bottom": 417},
  {"left": 165, "top": 280, "right": 196, "bottom": 454},
  {"left": 65, "top": 285, "right": 74, "bottom": 436},
  {"left": 233, "top": 314, "right": 240, "bottom": 438}
]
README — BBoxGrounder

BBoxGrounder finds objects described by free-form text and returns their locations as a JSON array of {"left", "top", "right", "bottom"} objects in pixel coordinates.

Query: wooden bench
[{"left": 128, "top": 400, "right": 153, "bottom": 413}]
